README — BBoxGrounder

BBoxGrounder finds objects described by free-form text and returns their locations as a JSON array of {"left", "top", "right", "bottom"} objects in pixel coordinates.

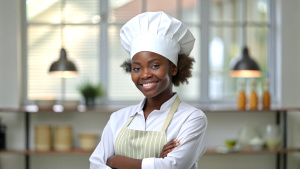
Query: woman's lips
[{"left": 140, "top": 82, "right": 158, "bottom": 90}]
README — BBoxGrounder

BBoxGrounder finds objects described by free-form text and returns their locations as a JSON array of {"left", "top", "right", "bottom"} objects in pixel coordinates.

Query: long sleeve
[
  {"left": 142, "top": 110, "right": 207, "bottom": 169},
  {"left": 89, "top": 116, "right": 115, "bottom": 169}
]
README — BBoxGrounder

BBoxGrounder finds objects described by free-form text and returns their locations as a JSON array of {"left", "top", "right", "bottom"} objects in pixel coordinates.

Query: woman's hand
[
  {"left": 107, "top": 155, "right": 117, "bottom": 169},
  {"left": 106, "top": 155, "right": 142, "bottom": 169},
  {"left": 160, "top": 139, "right": 180, "bottom": 158}
]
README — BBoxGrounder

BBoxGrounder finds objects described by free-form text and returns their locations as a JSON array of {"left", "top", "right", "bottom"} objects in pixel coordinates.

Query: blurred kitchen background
[{"left": 0, "top": 0, "right": 300, "bottom": 169}]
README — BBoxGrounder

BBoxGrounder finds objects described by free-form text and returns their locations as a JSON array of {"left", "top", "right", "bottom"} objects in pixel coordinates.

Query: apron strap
[
  {"left": 161, "top": 95, "right": 181, "bottom": 132},
  {"left": 123, "top": 113, "right": 137, "bottom": 128}
]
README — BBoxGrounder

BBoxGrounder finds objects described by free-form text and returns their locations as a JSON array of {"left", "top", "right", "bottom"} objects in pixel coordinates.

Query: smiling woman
[
  {"left": 131, "top": 52, "right": 177, "bottom": 119},
  {"left": 89, "top": 11, "right": 207, "bottom": 169}
]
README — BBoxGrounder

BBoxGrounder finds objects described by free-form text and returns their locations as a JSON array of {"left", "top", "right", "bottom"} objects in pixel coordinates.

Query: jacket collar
[{"left": 133, "top": 93, "right": 178, "bottom": 116}]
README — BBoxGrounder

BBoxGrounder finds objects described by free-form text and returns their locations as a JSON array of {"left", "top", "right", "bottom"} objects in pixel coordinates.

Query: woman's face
[{"left": 131, "top": 51, "right": 177, "bottom": 99}]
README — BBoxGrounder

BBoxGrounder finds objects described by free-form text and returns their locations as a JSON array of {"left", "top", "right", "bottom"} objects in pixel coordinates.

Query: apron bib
[{"left": 114, "top": 96, "right": 180, "bottom": 159}]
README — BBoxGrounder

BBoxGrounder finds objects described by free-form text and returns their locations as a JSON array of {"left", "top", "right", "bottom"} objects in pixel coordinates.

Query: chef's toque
[{"left": 120, "top": 11, "right": 195, "bottom": 66}]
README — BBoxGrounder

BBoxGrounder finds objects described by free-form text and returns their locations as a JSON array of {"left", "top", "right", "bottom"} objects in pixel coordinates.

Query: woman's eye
[
  {"left": 133, "top": 67, "right": 141, "bottom": 71},
  {"left": 152, "top": 64, "right": 159, "bottom": 69}
]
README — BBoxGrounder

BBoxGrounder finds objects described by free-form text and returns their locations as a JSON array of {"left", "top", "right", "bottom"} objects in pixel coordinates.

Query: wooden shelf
[
  {"left": 26, "top": 149, "right": 93, "bottom": 155},
  {"left": 0, "top": 149, "right": 93, "bottom": 155},
  {"left": 0, "top": 150, "right": 27, "bottom": 154},
  {"left": 0, "top": 108, "right": 23, "bottom": 113},
  {"left": 1, "top": 148, "right": 300, "bottom": 155},
  {"left": 196, "top": 106, "right": 300, "bottom": 113},
  {"left": 205, "top": 148, "right": 300, "bottom": 155},
  {"left": 1, "top": 105, "right": 300, "bottom": 114}
]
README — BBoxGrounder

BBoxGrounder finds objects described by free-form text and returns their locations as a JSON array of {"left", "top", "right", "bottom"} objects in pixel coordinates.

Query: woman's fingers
[
  {"left": 164, "top": 139, "right": 180, "bottom": 150},
  {"left": 160, "top": 139, "right": 180, "bottom": 158},
  {"left": 162, "top": 149, "right": 173, "bottom": 157}
]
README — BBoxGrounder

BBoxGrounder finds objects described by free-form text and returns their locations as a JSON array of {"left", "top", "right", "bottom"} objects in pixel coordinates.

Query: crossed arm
[{"left": 106, "top": 139, "right": 180, "bottom": 169}]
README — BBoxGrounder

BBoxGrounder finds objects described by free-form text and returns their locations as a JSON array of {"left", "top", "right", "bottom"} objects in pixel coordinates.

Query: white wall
[
  {"left": 0, "top": 0, "right": 21, "bottom": 108},
  {"left": 279, "top": 0, "right": 300, "bottom": 168},
  {"left": 1, "top": 0, "right": 300, "bottom": 169},
  {"left": 0, "top": 0, "right": 24, "bottom": 168},
  {"left": 278, "top": 0, "right": 300, "bottom": 107}
]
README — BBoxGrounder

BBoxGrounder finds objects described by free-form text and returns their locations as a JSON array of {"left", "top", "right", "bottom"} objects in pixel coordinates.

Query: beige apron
[{"left": 114, "top": 96, "right": 180, "bottom": 159}]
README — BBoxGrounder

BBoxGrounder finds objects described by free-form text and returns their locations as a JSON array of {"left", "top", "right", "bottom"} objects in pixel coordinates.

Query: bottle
[
  {"left": 262, "top": 79, "right": 271, "bottom": 109},
  {"left": 0, "top": 117, "right": 6, "bottom": 150},
  {"left": 237, "top": 79, "right": 246, "bottom": 110},
  {"left": 249, "top": 79, "right": 258, "bottom": 110}
]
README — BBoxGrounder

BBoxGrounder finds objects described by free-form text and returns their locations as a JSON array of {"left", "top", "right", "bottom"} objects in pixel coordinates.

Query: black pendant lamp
[
  {"left": 49, "top": 0, "right": 77, "bottom": 78},
  {"left": 230, "top": 46, "right": 261, "bottom": 78},
  {"left": 49, "top": 48, "right": 78, "bottom": 78}
]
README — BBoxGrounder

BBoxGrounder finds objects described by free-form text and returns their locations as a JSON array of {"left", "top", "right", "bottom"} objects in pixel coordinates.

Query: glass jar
[{"left": 265, "top": 124, "right": 281, "bottom": 150}]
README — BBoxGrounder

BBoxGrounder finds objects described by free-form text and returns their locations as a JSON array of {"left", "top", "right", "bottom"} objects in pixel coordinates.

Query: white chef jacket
[{"left": 89, "top": 94, "right": 207, "bottom": 169}]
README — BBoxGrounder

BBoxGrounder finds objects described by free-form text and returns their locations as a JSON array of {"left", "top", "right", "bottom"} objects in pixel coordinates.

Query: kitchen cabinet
[{"left": 0, "top": 106, "right": 299, "bottom": 169}]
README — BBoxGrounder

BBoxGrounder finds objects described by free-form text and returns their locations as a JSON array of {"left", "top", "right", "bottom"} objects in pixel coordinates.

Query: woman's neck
[{"left": 143, "top": 91, "right": 175, "bottom": 120}]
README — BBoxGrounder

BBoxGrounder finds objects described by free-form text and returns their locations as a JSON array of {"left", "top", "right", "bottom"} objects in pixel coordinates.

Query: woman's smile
[{"left": 140, "top": 82, "right": 159, "bottom": 90}]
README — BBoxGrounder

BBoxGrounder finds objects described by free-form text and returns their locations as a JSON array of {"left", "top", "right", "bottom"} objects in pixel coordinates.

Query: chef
[{"left": 90, "top": 11, "right": 207, "bottom": 169}]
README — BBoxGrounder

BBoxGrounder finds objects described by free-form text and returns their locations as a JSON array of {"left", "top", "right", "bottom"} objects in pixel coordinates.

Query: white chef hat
[{"left": 120, "top": 11, "right": 195, "bottom": 66}]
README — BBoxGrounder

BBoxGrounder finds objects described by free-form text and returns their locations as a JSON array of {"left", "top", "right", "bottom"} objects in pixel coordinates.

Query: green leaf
[{"left": 77, "top": 79, "right": 103, "bottom": 98}]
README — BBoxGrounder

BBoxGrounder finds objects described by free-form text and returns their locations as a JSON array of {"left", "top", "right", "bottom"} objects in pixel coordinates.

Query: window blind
[
  {"left": 27, "top": 0, "right": 100, "bottom": 101},
  {"left": 26, "top": 0, "right": 272, "bottom": 103}
]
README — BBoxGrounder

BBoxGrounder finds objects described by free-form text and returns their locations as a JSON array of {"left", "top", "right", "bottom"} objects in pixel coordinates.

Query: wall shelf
[
  {"left": 0, "top": 150, "right": 27, "bottom": 155},
  {"left": 1, "top": 106, "right": 300, "bottom": 169},
  {"left": 205, "top": 148, "right": 300, "bottom": 155},
  {"left": 1, "top": 148, "right": 300, "bottom": 156},
  {"left": 2, "top": 105, "right": 300, "bottom": 113},
  {"left": 0, "top": 149, "right": 93, "bottom": 155}
]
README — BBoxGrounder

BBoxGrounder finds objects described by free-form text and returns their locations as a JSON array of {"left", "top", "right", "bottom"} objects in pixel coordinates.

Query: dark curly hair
[{"left": 120, "top": 54, "right": 195, "bottom": 86}]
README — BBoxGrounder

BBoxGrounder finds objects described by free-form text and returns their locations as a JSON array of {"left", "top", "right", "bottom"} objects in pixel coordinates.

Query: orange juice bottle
[
  {"left": 262, "top": 79, "right": 271, "bottom": 109},
  {"left": 237, "top": 80, "right": 246, "bottom": 110},
  {"left": 238, "top": 90, "right": 246, "bottom": 110},
  {"left": 249, "top": 79, "right": 258, "bottom": 110}
]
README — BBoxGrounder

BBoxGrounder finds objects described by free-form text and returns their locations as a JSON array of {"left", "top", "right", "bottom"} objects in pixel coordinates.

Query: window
[
  {"left": 209, "top": 0, "right": 270, "bottom": 101},
  {"left": 26, "top": 0, "right": 100, "bottom": 101},
  {"left": 25, "top": 0, "right": 274, "bottom": 104}
]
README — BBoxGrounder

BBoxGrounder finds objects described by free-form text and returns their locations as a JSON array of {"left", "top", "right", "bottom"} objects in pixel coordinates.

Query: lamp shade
[
  {"left": 49, "top": 48, "right": 78, "bottom": 78},
  {"left": 230, "top": 47, "right": 261, "bottom": 78}
]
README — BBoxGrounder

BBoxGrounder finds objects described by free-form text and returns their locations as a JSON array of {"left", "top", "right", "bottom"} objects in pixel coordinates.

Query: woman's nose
[{"left": 141, "top": 69, "right": 152, "bottom": 79}]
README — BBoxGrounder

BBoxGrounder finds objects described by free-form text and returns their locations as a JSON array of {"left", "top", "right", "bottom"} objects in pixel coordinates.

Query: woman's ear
[{"left": 171, "top": 64, "right": 178, "bottom": 76}]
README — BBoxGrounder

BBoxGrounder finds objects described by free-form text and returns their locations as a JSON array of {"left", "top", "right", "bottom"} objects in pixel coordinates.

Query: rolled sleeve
[
  {"left": 90, "top": 162, "right": 112, "bottom": 169},
  {"left": 145, "top": 110, "right": 207, "bottom": 169},
  {"left": 89, "top": 115, "right": 116, "bottom": 169},
  {"left": 142, "top": 158, "right": 155, "bottom": 169}
]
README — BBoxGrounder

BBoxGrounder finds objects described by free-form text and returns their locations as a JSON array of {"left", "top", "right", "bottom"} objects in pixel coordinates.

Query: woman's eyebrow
[
  {"left": 148, "top": 59, "right": 160, "bottom": 63},
  {"left": 132, "top": 62, "right": 141, "bottom": 65},
  {"left": 132, "top": 59, "right": 160, "bottom": 65}
]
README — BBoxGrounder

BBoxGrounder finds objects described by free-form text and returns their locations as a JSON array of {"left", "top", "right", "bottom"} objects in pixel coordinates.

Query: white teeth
[{"left": 143, "top": 83, "right": 154, "bottom": 87}]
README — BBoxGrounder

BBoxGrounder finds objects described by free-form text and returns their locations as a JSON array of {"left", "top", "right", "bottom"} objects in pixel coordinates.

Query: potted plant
[{"left": 77, "top": 80, "right": 103, "bottom": 107}]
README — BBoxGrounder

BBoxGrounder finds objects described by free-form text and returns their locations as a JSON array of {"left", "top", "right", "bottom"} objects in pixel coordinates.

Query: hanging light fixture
[
  {"left": 230, "top": 46, "right": 261, "bottom": 78},
  {"left": 49, "top": 48, "right": 77, "bottom": 78},
  {"left": 48, "top": 0, "right": 78, "bottom": 106},
  {"left": 49, "top": 0, "right": 78, "bottom": 78}
]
